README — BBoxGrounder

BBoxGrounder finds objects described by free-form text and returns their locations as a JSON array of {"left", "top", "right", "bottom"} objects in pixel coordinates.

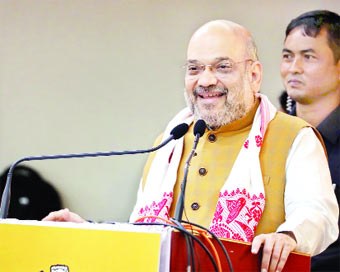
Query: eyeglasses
[{"left": 184, "top": 59, "right": 254, "bottom": 77}]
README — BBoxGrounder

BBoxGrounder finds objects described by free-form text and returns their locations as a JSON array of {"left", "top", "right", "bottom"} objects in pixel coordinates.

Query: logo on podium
[{"left": 50, "top": 265, "right": 69, "bottom": 272}]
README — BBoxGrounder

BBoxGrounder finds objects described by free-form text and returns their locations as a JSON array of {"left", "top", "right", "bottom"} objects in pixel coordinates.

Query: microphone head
[
  {"left": 170, "top": 123, "right": 189, "bottom": 140},
  {"left": 193, "top": 119, "right": 207, "bottom": 137}
]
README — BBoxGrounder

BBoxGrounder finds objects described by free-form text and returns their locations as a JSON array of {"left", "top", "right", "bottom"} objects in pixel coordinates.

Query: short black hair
[{"left": 285, "top": 10, "right": 340, "bottom": 63}]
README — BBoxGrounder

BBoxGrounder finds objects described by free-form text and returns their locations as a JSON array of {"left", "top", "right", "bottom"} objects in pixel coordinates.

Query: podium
[{"left": 0, "top": 219, "right": 310, "bottom": 271}]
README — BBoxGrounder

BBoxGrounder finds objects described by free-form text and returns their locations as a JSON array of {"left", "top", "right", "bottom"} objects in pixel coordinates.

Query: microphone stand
[{"left": 173, "top": 133, "right": 200, "bottom": 223}]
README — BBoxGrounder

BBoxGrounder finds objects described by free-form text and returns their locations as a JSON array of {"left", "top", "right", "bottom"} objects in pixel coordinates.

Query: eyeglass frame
[{"left": 183, "top": 58, "right": 254, "bottom": 77}]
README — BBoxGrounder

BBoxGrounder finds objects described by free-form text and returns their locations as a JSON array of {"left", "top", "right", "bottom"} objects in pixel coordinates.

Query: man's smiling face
[{"left": 184, "top": 21, "right": 259, "bottom": 129}]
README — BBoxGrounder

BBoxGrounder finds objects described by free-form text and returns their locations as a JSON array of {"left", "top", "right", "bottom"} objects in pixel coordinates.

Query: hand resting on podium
[
  {"left": 42, "top": 208, "right": 86, "bottom": 223},
  {"left": 251, "top": 232, "right": 297, "bottom": 272}
]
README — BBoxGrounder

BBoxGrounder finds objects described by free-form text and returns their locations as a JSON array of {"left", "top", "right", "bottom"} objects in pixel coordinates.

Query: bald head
[{"left": 187, "top": 20, "right": 258, "bottom": 62}]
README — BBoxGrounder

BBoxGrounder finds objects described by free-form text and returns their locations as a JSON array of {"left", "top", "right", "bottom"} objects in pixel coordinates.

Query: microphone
[
  {"left": 170, "top": 123, "right": 189, "bottom": 140},
  {"left": 173, "top": 119, "right": 206, "bottom": 222},
  {"left": 193, "top": 119, "right": 207, "bottom": 137},
  {"left": 0, "top": 123, "right": 189, "bottom": 219}
]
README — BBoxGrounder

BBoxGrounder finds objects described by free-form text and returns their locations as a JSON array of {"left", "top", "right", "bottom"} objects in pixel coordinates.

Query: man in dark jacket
[{"left": 280, "top": 10, "right": 340, "bottom": 271}]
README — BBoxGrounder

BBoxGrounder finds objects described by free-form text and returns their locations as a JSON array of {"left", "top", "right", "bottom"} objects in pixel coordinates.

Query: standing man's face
[
  {"left": 280, "top": 27, "right": 340, "bottom": 104},
  {"left": 184, "top": 24, "right": 260, "bottom": 129}
]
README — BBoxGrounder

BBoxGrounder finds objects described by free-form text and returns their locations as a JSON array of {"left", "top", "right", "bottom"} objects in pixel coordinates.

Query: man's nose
[
  {"left": 197, "top": 66, "right": 218, "bottom": 87},
  {"left": 288, "top": 57, "right": 303, "bottom": 74}
]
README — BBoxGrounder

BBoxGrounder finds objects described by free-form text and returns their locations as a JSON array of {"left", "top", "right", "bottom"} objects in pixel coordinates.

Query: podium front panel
[{"left": 0, "top": 220, "right": 170, "bottom": 272}]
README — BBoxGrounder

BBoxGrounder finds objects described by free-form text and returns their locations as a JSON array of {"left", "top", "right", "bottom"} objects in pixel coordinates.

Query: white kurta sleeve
[{"left": 276, "top": 127, "right": 339, "bottom": 255}]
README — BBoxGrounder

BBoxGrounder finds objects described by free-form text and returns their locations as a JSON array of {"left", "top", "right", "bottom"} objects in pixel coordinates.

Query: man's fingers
[
  {"left": 252, "top": 233, "right": 297, "bottom": 272},
  {"left": 251, "top": 234, "right": 265, "bottom": 254},
  {"left": 261, "top": 235, "right": 275, "bottom": 272},
  {"left": 251, "top": 234, "right": 276, "bottom": 271},
  {"left": 269, "top": 239, "right": 284, "bottom": 272},
  {"left": 276, "top": 241, "right": 295, "bottom": 272},
  {"left": 42, "top": 208, "right": 70, "bottom": 222}
]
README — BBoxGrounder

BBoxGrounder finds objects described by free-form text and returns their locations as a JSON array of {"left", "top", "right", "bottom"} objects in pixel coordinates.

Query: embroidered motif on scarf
[
  {"left": 255, "top": 135, "right": 263, "bottom": 147},
  {"left": 244, "top": 139, "right": 249, "bottom": 149},
  {"left": 209, "top": 188, "right": 265, "bottom": 242}
]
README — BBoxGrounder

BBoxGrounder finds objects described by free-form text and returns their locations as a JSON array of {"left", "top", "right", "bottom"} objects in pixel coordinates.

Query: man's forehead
[
  {"left": 192, "top": 20, "right": 246, "bottom": 37},
  {"left": 187, "top": 22, "right": 249, "bottom": 61},
  {"left": 284, "top": 27, "right": 329, "bottom": 49}
]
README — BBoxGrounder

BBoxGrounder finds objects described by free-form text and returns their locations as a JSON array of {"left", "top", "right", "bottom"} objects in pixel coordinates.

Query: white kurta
[{"left": 277, "top": 127, "right": 338, "bottom": 255}]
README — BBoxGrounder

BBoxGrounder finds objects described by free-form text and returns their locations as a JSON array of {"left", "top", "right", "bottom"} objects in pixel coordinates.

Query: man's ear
[{"left": 248, "top": 60, "right": 262, "bottom": 94}]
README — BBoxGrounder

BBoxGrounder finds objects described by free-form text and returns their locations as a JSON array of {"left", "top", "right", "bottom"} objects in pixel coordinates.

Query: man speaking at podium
[{"left": 44, "top": 20, "right": 339, "bottom": 272}]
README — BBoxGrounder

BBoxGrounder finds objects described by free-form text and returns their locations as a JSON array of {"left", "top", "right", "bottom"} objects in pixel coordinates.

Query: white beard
[{"left": 184, "top": 80, "right": 253, "bottom": 130}]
